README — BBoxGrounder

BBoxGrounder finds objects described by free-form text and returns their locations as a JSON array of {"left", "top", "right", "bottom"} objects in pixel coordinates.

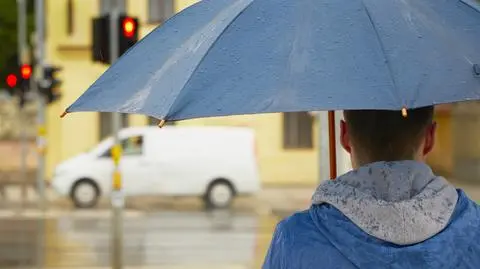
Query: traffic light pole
[
  {"left": 35, "top": 0, "right": 46, "bottom": 211},
  {"left": 110, "top": 1, "right": 124, "bottom": 269},
  {"left": 17, "top": 0, "right": 28, "bottom": 208},
  {"left": 33, "top": 2, "right": 47, "bottom": 269},
  {"left": 17, "top": 0, "right": 27, "bottom": 65}
]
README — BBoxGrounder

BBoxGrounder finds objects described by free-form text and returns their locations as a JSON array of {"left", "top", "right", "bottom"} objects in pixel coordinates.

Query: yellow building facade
[{"left": 44, "top": 0, "right": 319, "bottom": 186}]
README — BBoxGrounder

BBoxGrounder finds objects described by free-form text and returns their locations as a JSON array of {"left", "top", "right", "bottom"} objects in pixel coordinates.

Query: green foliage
[{"left": 0, "top": 0, "right": 34, "bottom": 90}]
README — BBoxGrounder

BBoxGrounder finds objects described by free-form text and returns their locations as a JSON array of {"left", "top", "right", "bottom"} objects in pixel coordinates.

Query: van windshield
[{"left": 97, "top": 135, "right": 144, "bottom": 157}]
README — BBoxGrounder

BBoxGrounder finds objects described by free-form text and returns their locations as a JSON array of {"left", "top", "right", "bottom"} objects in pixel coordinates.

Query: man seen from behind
[{"left": 263, "top": 106, "right": 480, "bottom": 268}]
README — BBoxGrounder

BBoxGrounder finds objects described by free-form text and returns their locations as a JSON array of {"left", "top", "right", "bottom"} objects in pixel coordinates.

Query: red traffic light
[
  {"left": 20, "top": 64, "right": 32, "bottom": 80},
  {"left": 122, "top": 17, "right": 136, "bottom": 38},
  {"left": 6, "top": 74, "right": 18, "bottom": 88}
]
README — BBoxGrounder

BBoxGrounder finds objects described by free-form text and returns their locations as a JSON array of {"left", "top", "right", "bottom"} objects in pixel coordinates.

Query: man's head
[{"left": 340, "top": 106, "right": 436, "bottom": 168}]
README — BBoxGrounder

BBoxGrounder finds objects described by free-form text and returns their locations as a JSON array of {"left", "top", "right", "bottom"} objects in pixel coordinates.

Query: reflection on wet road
[{"left": 0, "top": 210, "right": 278, "bottom": 269}]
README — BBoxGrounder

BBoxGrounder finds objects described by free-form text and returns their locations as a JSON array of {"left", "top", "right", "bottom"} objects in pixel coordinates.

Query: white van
[{"left": 51, "top": 126, "right": 261, "bottom": 209}]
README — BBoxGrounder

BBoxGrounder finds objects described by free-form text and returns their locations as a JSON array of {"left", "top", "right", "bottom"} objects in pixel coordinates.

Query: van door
[
  {"left": 149, "top": 131, "right": 209, "bottom": 195},
  {"left": 98, "top": 134, "right": 155, "bottom": 196}
]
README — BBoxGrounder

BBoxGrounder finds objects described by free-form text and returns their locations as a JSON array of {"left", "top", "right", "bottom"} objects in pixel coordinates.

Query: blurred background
[{"left": 1, "top": 0, "right": 480, "bottom": 268}]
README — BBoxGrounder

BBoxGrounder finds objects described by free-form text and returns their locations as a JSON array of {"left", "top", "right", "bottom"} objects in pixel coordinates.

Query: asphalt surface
[{"left": 0, "top": 209, "right": 279, "bottom": 269}]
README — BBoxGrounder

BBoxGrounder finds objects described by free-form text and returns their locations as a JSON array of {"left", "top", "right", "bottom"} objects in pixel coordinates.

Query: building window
[
  {"left": 66, "top": 0, "right": 74, "bottom": 35},
  {"left": 148, "top": 0, "right": 174, "bottom": 24},
  {"left": 283, "top": 112, "right": 313, "bottom": 149},
  {"left": 99, "top": 0, "right": 126, "bottom": 15},
  {"left": 148, "top": 116, "right": 175, "bottom": 126},
  {"left": 99, "top": 112, "right": 129, "bottom": 140}
]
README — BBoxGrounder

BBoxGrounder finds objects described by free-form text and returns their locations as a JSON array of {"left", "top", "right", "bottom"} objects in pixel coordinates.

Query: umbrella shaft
[{"left": 328, "top": 111, "right": 337, "bottom": 180}]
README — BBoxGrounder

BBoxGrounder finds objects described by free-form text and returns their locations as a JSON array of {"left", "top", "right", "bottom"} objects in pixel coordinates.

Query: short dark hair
[{"left": 343, "top": 106, "right": 434, "bottom": 162}]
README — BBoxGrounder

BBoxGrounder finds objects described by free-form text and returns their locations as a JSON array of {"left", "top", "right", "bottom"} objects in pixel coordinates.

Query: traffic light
[
  {"left": 6, "top": 74, "right": 18, "bottom": 89},
  {"left": 121, "top": 16, "right": 136, "bottom": 38},
  {"left": 18, "top": 64, "right": 32, "bottom": 108},
  {"left": 92, "top": 15, "right": 109, "bottom": 63},
  {"left": 119, "top": 15, "right": 138, "bottom": 54},
  {"left": 3, "top": 64, "right": 32, "bottom": 107},
  {"left": 92, "top": 14, "right": 139, "bottom": 64},
  {"left": 39, "top": 65, "right": 62, "bottom": 104},
  {"left": 20, "top": 64, "right": 32, "bottom": 80},
  {"left": 19, "top": 64, "right": 32, "bottom": 90}
]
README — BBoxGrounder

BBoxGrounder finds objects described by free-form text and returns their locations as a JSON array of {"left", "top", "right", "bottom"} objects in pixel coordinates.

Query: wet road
[{"left": 0, "top": 210, "right": 278, "bottom": 269}]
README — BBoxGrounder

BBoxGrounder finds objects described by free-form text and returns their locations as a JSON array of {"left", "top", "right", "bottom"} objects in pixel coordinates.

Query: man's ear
[
  {"left": 423, "top": 121, "right": 437, "bottom": 156},
  {"left": 340, "top": 120, "right": 352, "bottom": 153}
]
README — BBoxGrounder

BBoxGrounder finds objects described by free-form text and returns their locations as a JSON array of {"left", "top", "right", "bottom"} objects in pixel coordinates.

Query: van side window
[{"left": 100, "top": 136, "right": 144, "bottom": 158}]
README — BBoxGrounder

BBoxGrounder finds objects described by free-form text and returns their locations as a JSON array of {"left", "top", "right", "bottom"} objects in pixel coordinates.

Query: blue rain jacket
[{"left": 263, "top": 161, "right": 480, "bottom": 269}]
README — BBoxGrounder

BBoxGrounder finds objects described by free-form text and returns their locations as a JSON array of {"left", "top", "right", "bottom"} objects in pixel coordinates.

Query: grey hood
[{"left": 312, "top": 160, "right": 458, "bottom": 245}]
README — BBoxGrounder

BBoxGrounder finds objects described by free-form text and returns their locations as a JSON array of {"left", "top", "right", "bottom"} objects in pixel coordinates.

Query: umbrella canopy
[{"left": 66, "top": 0, "right": 480, "bottom": 121}]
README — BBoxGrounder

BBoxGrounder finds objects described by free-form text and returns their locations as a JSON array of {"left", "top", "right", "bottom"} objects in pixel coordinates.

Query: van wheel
[
  {"left": 204, "top": 180, "right": 235, "bottom": 209},
  {"left": 71, "top": 179, "right": 100, "bottom": 209}
]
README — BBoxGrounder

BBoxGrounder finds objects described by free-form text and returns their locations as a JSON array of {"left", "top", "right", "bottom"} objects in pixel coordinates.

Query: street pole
[
  {"left": 318, "top": 112, "right": 330, "bottom": 183},
  {"left": 34, "top": 1, "right": 46, "bottom": 268},
  {"left": 33, "top": 1, "right": 46, "bottom": 267},
  {"left": 109, "top": 1, "right": 124, "bottom": 268},
  {"left": 35, "top": 0, "right": 46, "bottom": 211},
  {"left": 17, "top": 0, "right": 27, "bottom": 66},
  {"left": 17, "top": 0, "right": 28, "bottom": 209}
]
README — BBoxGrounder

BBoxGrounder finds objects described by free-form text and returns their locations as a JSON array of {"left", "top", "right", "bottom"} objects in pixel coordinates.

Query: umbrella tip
[
  {"left": 60, "top": 111, "right": 68, "bottom": 118},
  {"left": 401, "top": 107, "right": 407, "bottom": 118},
  {"left": 158, "top": 120, "right": 166, "bottom": 128}
]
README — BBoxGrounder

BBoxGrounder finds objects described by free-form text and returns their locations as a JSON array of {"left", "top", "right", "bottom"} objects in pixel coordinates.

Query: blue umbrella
[
  {"left": 65, "top": 0, "right": 480, "bottom": 120},
  {"left": 64, "top": 0, "right": 480, "bottom": 177}
]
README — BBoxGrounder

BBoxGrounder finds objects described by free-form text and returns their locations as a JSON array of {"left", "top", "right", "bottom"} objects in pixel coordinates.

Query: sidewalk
[
  {"left": 0, "top": 184, "right": 314, "bottom": 216},
  {"left": 0, "top": 183, "right": 478, "bottom": 219},
  {"left": 259, "top": 186, "right": 315, "bottom": 217}
]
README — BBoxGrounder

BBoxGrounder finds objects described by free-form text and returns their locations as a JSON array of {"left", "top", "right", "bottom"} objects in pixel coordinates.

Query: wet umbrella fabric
[{"left": 66, "top": 0, "right": 480, "bottom": 121}]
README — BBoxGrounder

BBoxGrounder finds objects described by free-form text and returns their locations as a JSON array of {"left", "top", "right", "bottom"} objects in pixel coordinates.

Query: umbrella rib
[
  {"left": 361, "top": 0, "right": 403, "bottom": 108},
  {"left": 164, "top": 0, "right": 256, "bottom": 120}
]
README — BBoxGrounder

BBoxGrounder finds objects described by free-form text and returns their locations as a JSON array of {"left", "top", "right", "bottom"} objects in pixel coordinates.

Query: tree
[{"left": 0, "top": 0, "right": 34, "bottom": 91}]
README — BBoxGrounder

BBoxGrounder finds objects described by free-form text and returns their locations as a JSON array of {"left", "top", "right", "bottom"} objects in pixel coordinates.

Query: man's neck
[
  {"left": 353, "top": 156, "right": 424, "bottom": 170},
  {"left": 351, "top": 161, "right": 433, "bottom": 201}
]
